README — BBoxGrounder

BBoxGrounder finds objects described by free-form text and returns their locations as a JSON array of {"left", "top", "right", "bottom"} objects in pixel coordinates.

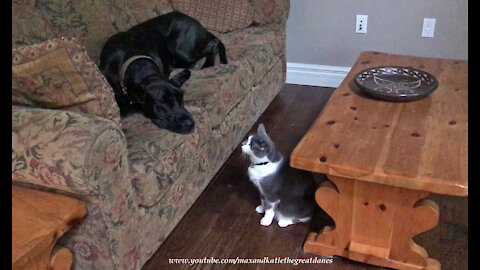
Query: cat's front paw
[
  {"left": 255, "top": 205, "right": 265, "bottom": 213},
  {"left": 260, "top": 216, "right": 273, "bottom": 226},
  {"left": 278, "top": 219, "right": 294, "bottom": 228}
]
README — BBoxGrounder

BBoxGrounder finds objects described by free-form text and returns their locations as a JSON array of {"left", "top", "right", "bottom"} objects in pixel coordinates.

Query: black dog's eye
[{"left": 154, "top": 104, "right": 166, "bottom": 113}]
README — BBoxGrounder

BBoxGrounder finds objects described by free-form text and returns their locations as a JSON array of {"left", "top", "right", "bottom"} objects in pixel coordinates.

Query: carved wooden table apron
[{"left": 290, "top": 52, "right": 468, "bottom": 270}]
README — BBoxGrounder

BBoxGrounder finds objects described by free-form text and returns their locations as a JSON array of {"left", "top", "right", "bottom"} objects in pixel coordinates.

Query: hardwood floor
[{"left": 142, "top": 84, "right": 468, "bottom": 270}]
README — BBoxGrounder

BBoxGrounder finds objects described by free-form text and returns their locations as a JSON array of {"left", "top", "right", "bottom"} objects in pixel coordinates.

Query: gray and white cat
[{"left": 241, "top": 124, "right": 317, "bottom": 227}]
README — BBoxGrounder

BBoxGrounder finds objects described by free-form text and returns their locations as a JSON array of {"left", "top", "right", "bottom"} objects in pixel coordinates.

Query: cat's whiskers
[{"left": 237, "top": 145, "right": 250, "bottom": 164}]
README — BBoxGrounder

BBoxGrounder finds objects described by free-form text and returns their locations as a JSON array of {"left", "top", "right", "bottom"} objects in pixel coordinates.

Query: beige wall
[{"left": 286, "top": 0, "right": 468, "bottom": 67}]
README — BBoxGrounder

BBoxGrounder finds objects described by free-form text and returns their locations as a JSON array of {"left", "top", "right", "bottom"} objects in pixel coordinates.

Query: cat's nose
[{"left": 241, "top": 139, "right": 248, "bottom": 146}]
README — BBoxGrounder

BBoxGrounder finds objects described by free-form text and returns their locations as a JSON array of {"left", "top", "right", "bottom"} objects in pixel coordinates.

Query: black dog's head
[{"left": 139, "top": 69, "right": 195, "bottom": 134}]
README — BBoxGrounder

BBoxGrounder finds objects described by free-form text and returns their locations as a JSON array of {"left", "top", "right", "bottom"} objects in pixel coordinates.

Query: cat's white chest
[{"left": 248, "top": 161, "right": 280, "bottom": 182}]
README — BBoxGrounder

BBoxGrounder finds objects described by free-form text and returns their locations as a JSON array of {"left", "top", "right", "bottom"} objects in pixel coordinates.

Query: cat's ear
[
  {"left": 258, "top": 123, "right": 267, "bottom": 136},
  {"left": 258, "top": 123, "right": 273, "bottom": 143}
]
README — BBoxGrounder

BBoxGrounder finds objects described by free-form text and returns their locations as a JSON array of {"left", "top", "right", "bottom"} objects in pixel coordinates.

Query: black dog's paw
[
  {"left": 169, "top": 69, "right": 191, "bottom": 88},
  {"left": 178, "top": 69, "right": 191, "bottom": 80}
]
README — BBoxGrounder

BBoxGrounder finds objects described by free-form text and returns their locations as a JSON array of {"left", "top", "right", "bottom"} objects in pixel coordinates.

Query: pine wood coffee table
[
  {"left": 12, "top": 185, "right": 87, "bottom": 270},
  {"left": 290, "top": 51, "right": 468, "bottom": 270}
]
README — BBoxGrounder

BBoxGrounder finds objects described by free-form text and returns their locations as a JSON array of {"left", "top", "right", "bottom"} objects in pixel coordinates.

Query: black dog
[{"left": 99, "top": 11, "right": 227, "bottom": 134}]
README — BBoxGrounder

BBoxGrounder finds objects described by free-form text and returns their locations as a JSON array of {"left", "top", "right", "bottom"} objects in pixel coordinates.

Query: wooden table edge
[{"left": 289, "top": 155, "right": 468, "bottom": 197}]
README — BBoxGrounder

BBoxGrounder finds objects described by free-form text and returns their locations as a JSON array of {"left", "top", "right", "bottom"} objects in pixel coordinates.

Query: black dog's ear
[{"left": 169, "top": 69, "right": 191, "bottom": 88}]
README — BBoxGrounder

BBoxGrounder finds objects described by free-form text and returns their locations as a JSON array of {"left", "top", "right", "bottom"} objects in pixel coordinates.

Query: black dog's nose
[
  {"left": 175, "top": 114, "right": 195, "bottom": 132},
  {"left": 183, "top": 118, "right": 194, "bottom": 130}
]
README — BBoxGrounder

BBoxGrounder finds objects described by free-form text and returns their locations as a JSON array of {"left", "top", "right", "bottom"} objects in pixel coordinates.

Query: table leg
[
  {"left": 50, "top": 248, "right": 73, "bottom": 270},
  {"left": 15, "top": 244, "right": 73, "bottom": 270},
  {"left": 304, "top": 175, "right": 441, "bottom": 270}
]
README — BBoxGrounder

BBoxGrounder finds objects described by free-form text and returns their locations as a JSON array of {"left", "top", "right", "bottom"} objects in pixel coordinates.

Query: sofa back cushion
[
  {"left": 170, "top": 0, "right": 256, "bottom": 33},
  {"left": 248, "top": 0, "right": 290, "bottom": 24},
  {"left": 12, "top": 38, "right": 121, "bottom": 125},
  {"left": 12, "top": 0, "right": 173, "bottom": 62}
]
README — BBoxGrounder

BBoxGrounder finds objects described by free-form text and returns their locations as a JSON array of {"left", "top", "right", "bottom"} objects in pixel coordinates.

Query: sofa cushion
[
  {"left": 12, "top": 38, "right": 121, "bottom": 125},
  {"left": 120, "top": 105, "right": 212, "bottom": 207},
  {"left": 220, "top": 23, "right": 286, "bottom": 60},
  {"left": 170, "top": 0, "right": 255, "bottom": 33},
  {"left": 183, "top": 57, "right": 254, "bottom": 127},
  {"left": 181, "top": 24, "right": 285, "bottom": 128}
]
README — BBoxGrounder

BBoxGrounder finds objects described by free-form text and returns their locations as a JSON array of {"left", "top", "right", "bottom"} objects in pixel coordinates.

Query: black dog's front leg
[
  {"left": 169, "top": 69, "right": 191, "bottom": 88},
  {"left": 202, "top": 49, "right": 217, "bottom": 69},
  {"left": 201, "top": 38, "right": 228, "bottom": 69}
]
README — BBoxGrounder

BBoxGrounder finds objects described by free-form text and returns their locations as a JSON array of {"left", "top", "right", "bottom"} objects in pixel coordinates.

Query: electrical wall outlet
[
  {"left": 422, "top": 18, "right": 436, "bottom": 38},
  {"left": 356, "top": 15, "right": 368, "bottom": 34}
]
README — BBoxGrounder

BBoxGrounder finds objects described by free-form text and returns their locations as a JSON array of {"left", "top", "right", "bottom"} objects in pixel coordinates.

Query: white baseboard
[{"left": 286, "top": 62, "right": 351, "bottom": 88}]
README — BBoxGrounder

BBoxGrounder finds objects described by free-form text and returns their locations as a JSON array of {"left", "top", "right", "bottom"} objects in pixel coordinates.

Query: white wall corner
[{"left": 286, "top": 62, "right": 351, "bottom": 88}]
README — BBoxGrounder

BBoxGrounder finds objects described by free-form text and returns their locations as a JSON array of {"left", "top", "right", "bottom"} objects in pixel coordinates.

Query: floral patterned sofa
[{"left": 12, "top": 0, "right": 288, "bottom": 269}]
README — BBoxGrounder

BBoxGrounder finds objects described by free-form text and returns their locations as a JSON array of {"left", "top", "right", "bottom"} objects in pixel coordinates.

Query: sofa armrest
[
  {"left": 13, "top": 105, "right": 146, "bottom": 269},
  {"left": 12, "top": 37, "right": 121, "bottom": 126},
  {"left": 12, "top": 105, "right": 129, "bottom": 196}
]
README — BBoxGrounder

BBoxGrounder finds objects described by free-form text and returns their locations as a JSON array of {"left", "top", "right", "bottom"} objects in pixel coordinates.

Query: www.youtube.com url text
[{"left": 169, "top": 257, "right": 333, "bottom": 266}]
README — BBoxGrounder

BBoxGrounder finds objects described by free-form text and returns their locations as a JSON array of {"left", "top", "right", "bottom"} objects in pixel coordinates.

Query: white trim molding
[{"left": 286, "top": 62, "right": 351, "bottom": 88}]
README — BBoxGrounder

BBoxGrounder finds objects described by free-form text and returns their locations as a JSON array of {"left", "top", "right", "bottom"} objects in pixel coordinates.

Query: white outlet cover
[
  {"left": 422, "top": 18, "right": 436, "bottom": 38},
  {"left": 356, "top": 15, "right": 368, "bottom": 34}
]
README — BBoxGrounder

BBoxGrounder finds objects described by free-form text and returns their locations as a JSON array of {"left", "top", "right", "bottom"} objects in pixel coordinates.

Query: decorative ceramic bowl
[{"left": 354, "top": 66, "right": 439, "bottom": 101}]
